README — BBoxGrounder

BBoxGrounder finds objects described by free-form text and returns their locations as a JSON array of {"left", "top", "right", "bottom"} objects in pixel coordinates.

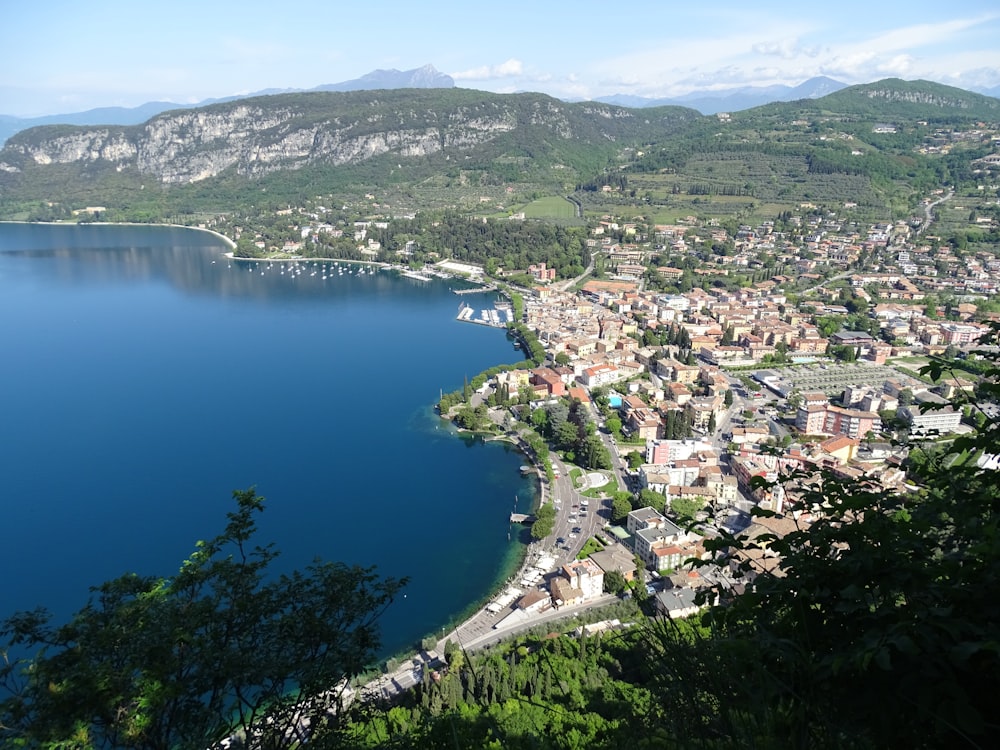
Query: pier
[
  {"left": 510, "top": 513, "right": 535, "bottom": 524},
  {"left": 455, "top": 301, "right": 514, "bottom": 328},
  {"left": 452, "top": 284, "right": 497, "bottom": 295}
]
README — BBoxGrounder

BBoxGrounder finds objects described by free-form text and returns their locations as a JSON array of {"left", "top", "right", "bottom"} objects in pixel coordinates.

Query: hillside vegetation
[
  {"left": 1, "top": 79, "right": 997, "bottom": 225},
  {"left": 0, "top": 89, "right": 698, "bottom": 218}
]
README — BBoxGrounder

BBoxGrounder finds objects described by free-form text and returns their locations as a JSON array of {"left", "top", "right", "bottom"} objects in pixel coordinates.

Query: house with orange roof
[{"left": 818, "top": 436, "right": 860, "bottom": 464}]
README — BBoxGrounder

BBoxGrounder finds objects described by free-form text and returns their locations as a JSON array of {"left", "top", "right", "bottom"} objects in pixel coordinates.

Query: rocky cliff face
[{"left": 0, "top": 90, "right": 652, "bottom": 186}]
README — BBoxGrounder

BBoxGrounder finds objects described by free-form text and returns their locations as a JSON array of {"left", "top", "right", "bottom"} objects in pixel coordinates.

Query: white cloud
[
  {"left": 862, "top": 15, "right": 996, "bottom": 55},
  {"left": 451, "top": 59, "right": 524, "bottom": 81},
  {"left": 752, "top": 38, "right": 819, "bottom": 60},
  {"left": 876, "top": 54, "right": 916, "bottom": 77}
]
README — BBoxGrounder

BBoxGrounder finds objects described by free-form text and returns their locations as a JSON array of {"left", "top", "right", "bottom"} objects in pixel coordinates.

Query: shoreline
[
  {"left": 0, "top": 219, "right": 503, "bottom": 296},
  {"left": 0, "top": 219, "right": 238, "bottom": 250}
]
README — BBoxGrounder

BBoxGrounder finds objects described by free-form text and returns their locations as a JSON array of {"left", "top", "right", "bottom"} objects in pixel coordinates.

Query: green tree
[
  {"left": 530, "top": 407, "right": 549, "bottom": 431},
  {"left": 670, "top": 495, "right": 703, "bottom": 522},
  {"left": 605, "top": 416, "right": 622, "bottom": 437},
  {"left": 638, "top": 488, "right": 665, "bottom": 514},
  {"left": 556, "top": 419, "right": 580, "bottom": 451},
  {"left": 611, "top": 492, "right": 634, "bottom": 524},
  {"left": 603, "top": 570, "right": 628, "bottom": 595},
  {"left": 530, "top": 503, "right": 557, "bottom": 541},
  {"left": 0, "top": 490, "right": 404, "bottom": 750}
]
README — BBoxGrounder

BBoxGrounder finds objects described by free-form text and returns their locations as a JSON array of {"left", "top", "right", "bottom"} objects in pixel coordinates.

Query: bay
[{"left": 0, "top": 222, "right": 536, "bottom": 657}]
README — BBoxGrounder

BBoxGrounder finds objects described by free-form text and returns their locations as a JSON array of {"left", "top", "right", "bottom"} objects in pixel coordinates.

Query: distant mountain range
[
  {"left": 0, "top": 64, "right": 456, "bottom": 145},
  {"left": 2, "top": 66, "right": 998, "bottom": 146},
  {"left": 593, "top": 76, "right": 850, "bottom": 113}
]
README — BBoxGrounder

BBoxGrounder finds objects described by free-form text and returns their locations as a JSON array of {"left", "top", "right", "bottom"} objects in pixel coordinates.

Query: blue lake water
[{"left": 0, "top": 222, "right": 536, "bottom": 657}]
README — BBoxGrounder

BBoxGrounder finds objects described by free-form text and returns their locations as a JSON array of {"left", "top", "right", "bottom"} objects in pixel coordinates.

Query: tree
[
  {"left": 0, "top": 490, "right": 405, "bottom": 750},
  {"left": 580, "top": 433, "right": 612, "bottom": 470},
  {"left": 723, "top": 389, "right": 734, "bottom": 407},
  {"left": 530, "top": 407, "right": 549, "bottom": 431},
  {"left": 670, "top": 495, "right": 703, "bottom": 522},
  {"left": 604, "top": 414, "right": 621, "bottom": 432},
  {"left": 556, "top": 419, "right": 580, "bottom": 451},
  {"left": 611, "top": 492, "right": 634, "bottom": 524},
  {"left": 638, "top": 489, "right": 666, "bottom": 514},
  {"left": 530, "top": 504, "right": 556, "bottom": 541},
  {"left": 603, "top": 570, "right": 628, "bottom": 595}
]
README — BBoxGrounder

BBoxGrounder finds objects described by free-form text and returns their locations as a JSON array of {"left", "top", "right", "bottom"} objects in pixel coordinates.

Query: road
[{"left": 917, "top": 189, "right": 954, "bottom": 235}]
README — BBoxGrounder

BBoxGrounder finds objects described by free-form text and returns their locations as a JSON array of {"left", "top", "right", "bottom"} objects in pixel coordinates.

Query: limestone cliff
[{"left": 0, "top": 89, "right": 696, "bottom": 186}]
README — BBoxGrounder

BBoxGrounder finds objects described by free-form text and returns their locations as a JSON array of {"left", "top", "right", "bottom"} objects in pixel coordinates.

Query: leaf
[
  {"left": 874, "top": 647, "right": 892, "bottom": 671},
  {"left": 954, "top": 701, "right": 984, "bottom": 735}
]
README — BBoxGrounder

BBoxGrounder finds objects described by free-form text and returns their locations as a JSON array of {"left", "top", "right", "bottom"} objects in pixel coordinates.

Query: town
[
  {"left": 179, "top": 122, "right": 1000, "bottom": 656},
  {"left": 431, "top": 196, "right": 998, "bottom": 635}
]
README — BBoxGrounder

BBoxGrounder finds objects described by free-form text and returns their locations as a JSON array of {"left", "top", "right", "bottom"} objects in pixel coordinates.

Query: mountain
[
  {"left": 804, "top": 78, "right": 1000, "bottom": 119},
  {"left": 0, "top": 65, "right": 456, "bottom": 146},
  {"left": 966, "top": 84, "right": 1000, "bottom": 100},
  {"left": 0, "top": 88, "right": 699, "bottom": 210},
  {"left": 312, "top": 64, "right": 453, "bottom": 92},
  {"left": 595, "top": 76, "right": 848, "bottom": 114},
  {"left": 0, "top": 102, "right": 184, "bottom": 147},
  {"left": 2, "top": 78, "right": 997, "bottom": 220}
]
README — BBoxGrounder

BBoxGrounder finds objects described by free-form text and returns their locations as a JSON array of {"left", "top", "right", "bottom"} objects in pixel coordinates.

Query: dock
[
  {"left": 452, "top": 284, "right": 497, "bottom": 295},
  {"left": 510, "top": 513, "right": 535, "bottom": 524},
  {"left": 455, "top": 301, "right": 514, "bottom": 328}
]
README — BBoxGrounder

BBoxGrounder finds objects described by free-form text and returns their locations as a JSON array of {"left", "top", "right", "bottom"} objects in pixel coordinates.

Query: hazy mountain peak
[
  {"left": 594, "top": 76, "right": 849, "bottom": 114},
  {"left": 312, "top": 64, "right": 454, "bottom": 92}
]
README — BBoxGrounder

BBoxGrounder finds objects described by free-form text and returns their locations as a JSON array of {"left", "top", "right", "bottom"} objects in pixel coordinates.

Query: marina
[{"left": 456, "top": 300, "right": 515, "bottom": 328}]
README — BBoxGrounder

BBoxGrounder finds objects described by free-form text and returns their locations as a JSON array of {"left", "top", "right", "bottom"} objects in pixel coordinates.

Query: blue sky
[{"left": 2, "top": 0, "right": 999, "bottom": 116}]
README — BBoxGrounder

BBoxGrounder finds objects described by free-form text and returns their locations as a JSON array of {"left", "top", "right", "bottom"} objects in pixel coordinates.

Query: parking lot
[{"left": 768, "top": 363, "right": 925, "bottom": 395}]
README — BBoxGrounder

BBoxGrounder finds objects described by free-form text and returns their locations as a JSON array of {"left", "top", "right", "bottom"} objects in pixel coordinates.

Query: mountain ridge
[
  {"left": 0, "top": 65, "right": 456, "bottom": 146},
  {"left": 0, "top": 88, "right": 700, "bottom": 208},
  {"left": 1, "top": 78, "right": 997, "bottom": 218},
  {"left": 5, "top": 69, "right": 998, "bottom": 147}
]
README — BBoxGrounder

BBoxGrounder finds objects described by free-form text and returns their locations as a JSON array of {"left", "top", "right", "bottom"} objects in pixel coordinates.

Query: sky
[{"left": 2, "top": 0, "right": 999, "bottom": 117}]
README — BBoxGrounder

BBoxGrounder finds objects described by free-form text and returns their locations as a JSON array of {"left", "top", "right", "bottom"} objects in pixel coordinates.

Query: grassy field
[{"left": 521, "top": 196, "right": 578, "bottom": 220}]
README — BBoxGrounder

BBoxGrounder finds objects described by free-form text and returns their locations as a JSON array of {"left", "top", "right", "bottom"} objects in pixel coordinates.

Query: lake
[{"left": 0, "top": 222, "right": 536, "bottom": 657}]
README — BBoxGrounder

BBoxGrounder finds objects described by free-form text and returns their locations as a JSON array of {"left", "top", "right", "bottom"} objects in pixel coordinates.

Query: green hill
[{"left": 0, "top": 89, "right": 700, "bottom": 218}]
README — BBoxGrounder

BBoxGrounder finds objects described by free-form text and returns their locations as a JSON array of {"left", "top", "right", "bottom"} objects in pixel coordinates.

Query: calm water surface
[{"left": 0, "top": 223, "right": 535, "bottom": 656}]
